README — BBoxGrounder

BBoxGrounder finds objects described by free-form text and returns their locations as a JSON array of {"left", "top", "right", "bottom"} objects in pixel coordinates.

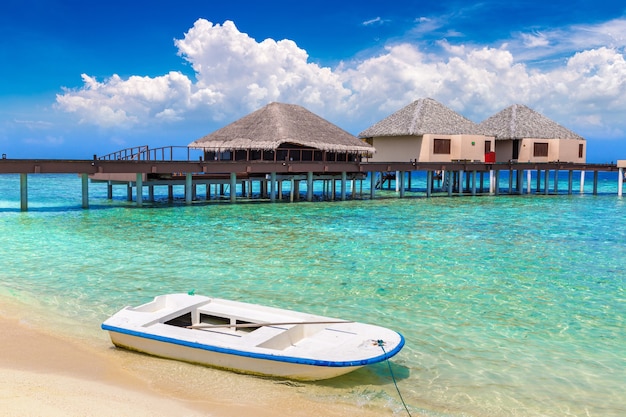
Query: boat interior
[{"left": 159, "top": 305, "right": 325, "bottom": 350}]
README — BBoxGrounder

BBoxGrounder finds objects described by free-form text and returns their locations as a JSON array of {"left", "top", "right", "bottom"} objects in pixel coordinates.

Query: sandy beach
[{"left": 0, "top": 299, "right": 394, "bottom": 417}]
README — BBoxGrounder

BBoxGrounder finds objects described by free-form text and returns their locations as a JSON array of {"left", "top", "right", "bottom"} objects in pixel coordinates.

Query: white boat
[{"left": 101, "top": 293, "right": 405, "bottom": 381}]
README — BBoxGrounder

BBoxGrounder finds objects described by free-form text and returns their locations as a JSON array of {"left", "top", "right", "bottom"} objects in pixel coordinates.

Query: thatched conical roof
[
  {"left": 479, "top": 104, "right": 584, "bottom": 140},
  {"left": 189, "top": 102, "right": 374, "bottom": 153},
  {"left": 358, "top": 98, "right": 483, "bottom": 137}
]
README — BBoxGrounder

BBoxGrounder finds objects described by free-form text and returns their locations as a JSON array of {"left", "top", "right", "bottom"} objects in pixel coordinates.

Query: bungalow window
[
  {"left": 579, "top": 144, "right": 584, "bottom": 158},
  {"left": 484, "top": 141, "right": 491, "bottom": 153},
  {"left": 533, "top": 142, "right": 549, "bottom": 157},
  {"left": 434, "top": 138, "right": 451, "bottom": 154}
]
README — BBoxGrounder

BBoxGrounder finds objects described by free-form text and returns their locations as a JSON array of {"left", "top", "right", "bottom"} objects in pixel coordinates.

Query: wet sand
[{"left": 0, "top": 301, "right": 394, "bottom": 417}]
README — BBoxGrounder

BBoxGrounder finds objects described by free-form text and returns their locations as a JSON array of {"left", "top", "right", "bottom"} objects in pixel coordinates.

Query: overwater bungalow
[
  {"left": 478, "top": 104, "right": 586, "bottom": 163},
  {"left": 358, "top": 98, "right": 495, "bottom": 163},
  {"left": 188, "top": 102, "right": 373, "bottom": 163}
]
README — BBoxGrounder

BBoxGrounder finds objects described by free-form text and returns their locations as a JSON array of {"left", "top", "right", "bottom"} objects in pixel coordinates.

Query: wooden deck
[{"left": 0, "top": 157, "right": 623, "bottom": 211}]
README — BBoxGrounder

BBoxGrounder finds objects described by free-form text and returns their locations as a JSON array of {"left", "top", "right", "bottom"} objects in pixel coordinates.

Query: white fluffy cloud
[
  {"left": 56, "top": 71, "right": 216, "bottom": 128},
  {"left": 174, "top": 20, "right": 352, "bottom": 115},
  {"left": 55, "top": 18, "right": 626, "bottom": 140}
]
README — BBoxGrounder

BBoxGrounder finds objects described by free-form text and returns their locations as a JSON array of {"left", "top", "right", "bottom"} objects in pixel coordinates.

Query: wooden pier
[{"left": 0, "top": 156, "right": 624, "bottom": 211}]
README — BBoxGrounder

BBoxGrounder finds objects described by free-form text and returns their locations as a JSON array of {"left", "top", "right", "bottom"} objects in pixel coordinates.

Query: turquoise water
[{"left": 0, "top": 173, "right": 624, "bottom": 417}]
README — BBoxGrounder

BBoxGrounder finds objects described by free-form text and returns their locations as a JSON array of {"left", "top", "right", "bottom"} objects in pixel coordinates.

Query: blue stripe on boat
[{"left": 101, "top": 323, "right": 405, "bottom": 368}]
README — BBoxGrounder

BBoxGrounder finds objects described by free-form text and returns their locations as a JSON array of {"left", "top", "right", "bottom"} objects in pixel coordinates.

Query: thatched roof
[
  {"left": 358, "top": 98, "right": 483, "bottom": 138},
  {"left": 479, "top": 104, "right": 584, "bottom": 140},
  {"left": 189, "top": 102, "right": 374, "bottom": 153}
]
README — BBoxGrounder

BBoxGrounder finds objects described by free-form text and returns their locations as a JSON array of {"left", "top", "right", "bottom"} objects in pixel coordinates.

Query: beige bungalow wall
[
  {"left": 496, "top": 138, "right": 586, "bottom": 163},
  {"left": 368, "top": 134, "right": 493, "bottom": 162}
]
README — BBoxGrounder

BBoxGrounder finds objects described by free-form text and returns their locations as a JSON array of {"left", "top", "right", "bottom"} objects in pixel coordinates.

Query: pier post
[
  {"left": 395, "top": 171, "right": 400, "bottom": 192},
  {"left": 593, "top": 171, "right": 598, "bottom": 195},
  {"left": 471, "top": 171, "right": 477, "bottom": 196},
  {"left": 81, "top": 173, "right": 89, "bottom": 209},
  {"left": 580, "top": 171, "right": 585, "bottom": 194},
  {"left": 568, "top": 171, "right": 573, "bottom": 195},
  {"left": 619, "top": 168, "right": 624, "bottom": 197},
  {"left": 459, "top": 170, "right": 464, "bottom": 195},
  {"left": 544, "top": 170, "right": 550, "bottom": 195},
  {"left": 19, "top": 173, "right": 27, "bottom": 211},
  {"left": 489, "top": 170, "right": 495, "bottom": 194},
  {"left": 370, "top": 172, "right": 376, "bottom": 199},
  {"left": 494, "top": 170, "right": 500, "bottom": 195},
  {"left": 554, "top": 169, "right": 559, "bottom": 194},
  {"left": 426, "top": 171, "right": 432, "bottom": 198},
  {"left": 448, "top": 171, "right": 453, "bottom": 196},
  {"left": 399, "top": 171, "right": 405, "bottom": 198},
  {"left": 341, "top": 172, "right": 347, "bottom": 201},
  {"left": 230, "top": 173, "right": 237, "bottom": 203},
  {"left": 107, "top": 181, "right": 113, "bottom": 199},
  {"left": 270, "top": 172, "right": 277, "bottom": 202},
  {"left": 185, "top": 173, "right": 193, "bottom": 205},
  {"left": 127, "top": 183, "right": 132, "bottom": 201},
  {"left": 516, "top": 170, "right": 523, "bottom": 194},
  {"left": 307, "top": 172, "right": 313, "bottom": 202},
  {"left": 526, "top": 170, "right": 531, "bottom": 194},
  {"left": 136, "top": 173, "right": 143, "bottom": 207}
]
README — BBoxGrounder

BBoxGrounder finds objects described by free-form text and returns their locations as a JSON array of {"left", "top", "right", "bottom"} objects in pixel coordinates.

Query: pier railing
[
  {"left": 97, "top": 146, "right": 361, "bottom": 163},
  {"left": 98, "top": 146, "right": 204, "bottom": 161}
]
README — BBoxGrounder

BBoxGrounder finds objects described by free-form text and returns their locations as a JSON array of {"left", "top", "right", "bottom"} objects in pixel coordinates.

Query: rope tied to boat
[{"left": 377, "top": 339, "right": 413, "bottom": 417}]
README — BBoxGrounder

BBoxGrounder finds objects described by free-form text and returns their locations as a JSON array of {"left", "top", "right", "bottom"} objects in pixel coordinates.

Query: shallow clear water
[{"left": 0, "top": 173, "right": 624, "bottom": 417}]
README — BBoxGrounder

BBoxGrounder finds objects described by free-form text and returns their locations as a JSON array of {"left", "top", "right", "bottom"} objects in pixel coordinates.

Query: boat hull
[{"left": 107, "top": 330, "right": 363, "bottom": 380}]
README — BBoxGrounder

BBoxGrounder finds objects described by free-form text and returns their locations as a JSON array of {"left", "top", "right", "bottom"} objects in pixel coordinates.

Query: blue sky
[{"left": 1, "top": 0, "right": 625, "bottom": 161}]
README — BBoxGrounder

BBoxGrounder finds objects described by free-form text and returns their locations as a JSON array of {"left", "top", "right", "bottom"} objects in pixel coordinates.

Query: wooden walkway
[{"left": 1, "top": 157, "right": 624, "bottom": 210}]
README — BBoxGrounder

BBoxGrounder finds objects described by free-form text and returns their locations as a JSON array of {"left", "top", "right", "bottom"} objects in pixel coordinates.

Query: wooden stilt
[
  {"left": 568, "top": 171, "right": 573, "bottom": 195},
  {"left": 20, "top": 173, "right": 28, "bottom": 211},
  {"left": 136, "top": 173, "right": 143, "bottom": 207},
  {"left": 471, "top": 171, "right": 477, "bottom": 196},
  {"left": 494, "top": 170, "right": 500, "bottom": 195},
  {"left": 230, "top": 172, "right": 237, "bottom": 203},
  {"left": 81, "top": 173, "right": 89, "bottom": 209},
  {"left": 554, "top": 169, "right": 559, "bottom": 194},
  {"left": 185, "top": 173, "right": 193, "bottom": 205},
  {"left": 580, "top": 171, "right": 585, "bottom": 194}
]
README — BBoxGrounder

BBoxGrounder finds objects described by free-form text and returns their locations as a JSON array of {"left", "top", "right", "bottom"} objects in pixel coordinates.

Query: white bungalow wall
[
  {"left": 368, "top": 134, "right": 492, "bottom": 162},
  {"left": 368, "top": 136, "right": 423, "bottom": 162},
  {"left": 456, "top": 135, "right": 493, "bottom": 162},
  {"left": 505, "top": 138, "right": 587, "bottom": 163},
  {"left": 421, "top": 134, "right": 491, "bottom": 162}
]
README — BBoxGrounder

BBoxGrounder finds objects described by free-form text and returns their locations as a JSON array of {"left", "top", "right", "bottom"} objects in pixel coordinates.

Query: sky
[{"left": 1, "top": 0, "right": 625, "bottom": 162}]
